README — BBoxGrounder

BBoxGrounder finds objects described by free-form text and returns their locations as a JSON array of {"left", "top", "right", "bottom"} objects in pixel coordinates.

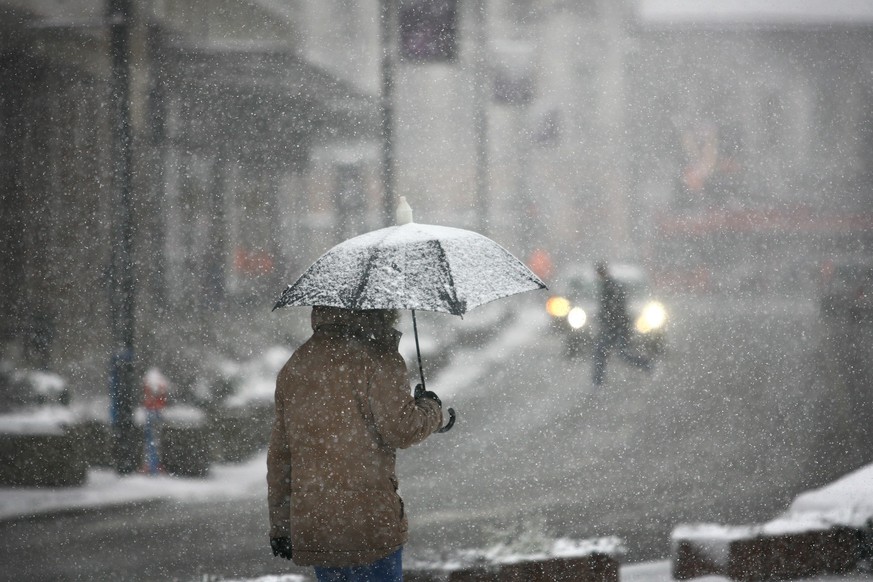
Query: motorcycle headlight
[
  {"left": 567, "top": 307, "right": 587, "bottom": 329},
  {"left": 635, "top": 301, "right": 667, "bottom": 333},
  {"left": 546, "top": 296, "right": 571, "bottom": 318}
]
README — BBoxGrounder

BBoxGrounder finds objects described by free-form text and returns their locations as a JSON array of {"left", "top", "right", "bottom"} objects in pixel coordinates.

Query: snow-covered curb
[
  {"left": 790, "top": 464, "right": 873, "bottom": 525},
  {"left": 406, "top": 536, "right": 624, "bottom": 581},
  {"left": 211, "top": 576, "right": 306, "bottom": 582},
  {"left": 673, "top": 462, "right": 873, "bottom": 543},
  {"left": 672, "top": 463, "right": 873, "bottom": 580}
]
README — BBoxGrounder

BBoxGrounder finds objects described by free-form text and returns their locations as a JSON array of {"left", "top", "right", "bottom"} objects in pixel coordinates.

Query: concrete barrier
[
  {"left": 672, "top": 523, "right": 863, "bottom": 581},
  {"left": 0, "top": 431, "right": 87, "bottom": 487},
  {"left": 673, "top": 538, "right": 723, "bottom": 579},
  {"left": 727, "top": 527, "right": 860, "bottom": 582},
  {"left": 497, "top": 553, "right": 619, "bottom": 582}
]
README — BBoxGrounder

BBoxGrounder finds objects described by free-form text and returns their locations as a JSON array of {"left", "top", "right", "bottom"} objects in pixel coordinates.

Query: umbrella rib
[
  {"left": 350, "top": 246, "right": 378, "bottom": 310},
  {"left": 431, "top": 240, "right": 465, "bottom": 315},
  {"left": 344, "top": 227, "right": 396, "bottom": 310}
]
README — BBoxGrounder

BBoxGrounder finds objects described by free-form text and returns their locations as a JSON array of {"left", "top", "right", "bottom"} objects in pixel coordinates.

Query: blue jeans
[
  {"left": 313, "top": 548, "right": 403, "bottom": 582},
  {"left": 143, "top": 410, "right": 162, "bottom": 474}
]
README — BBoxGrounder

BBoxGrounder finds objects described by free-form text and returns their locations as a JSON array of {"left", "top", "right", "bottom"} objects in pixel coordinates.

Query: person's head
[
  {"left": 362, "top": 309, "right": 401, "bottom": 351},
  {"left": 595, "top": 260, "right": 609, "bottom": 278},
  {"left": 311, "top": 305, "right": 368, "bottom": 334},
  {"left": 310, "top": 306, "right": 399, "bottom": 343},
  {"left": 365, "top": 309, "right": 399, "bottom": 333}
]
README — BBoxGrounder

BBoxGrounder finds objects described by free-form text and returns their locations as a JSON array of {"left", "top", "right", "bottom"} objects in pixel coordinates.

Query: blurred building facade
[
  {"left": 0, "top": 0, "right": 384, "bottom": 396},
  {"left": 2, "top": 0, "right": 873, "bottom": 398},
  {"left": 626, "top": 0, "right": 873, "bottom": 293}
]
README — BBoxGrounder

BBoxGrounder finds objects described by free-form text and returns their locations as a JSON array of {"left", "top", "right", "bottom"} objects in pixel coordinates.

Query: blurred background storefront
[{"left": 1, "top": 0, "right": 872, "bottom": 408}]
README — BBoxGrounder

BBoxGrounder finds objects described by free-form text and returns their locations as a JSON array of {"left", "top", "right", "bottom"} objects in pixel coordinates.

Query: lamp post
[
  {"left": 107, "top": 0, "right": 138, "bottom": 474},
  {"left": 380, "top": 0, "right": 396, "bottom": 227},
  {"left": 473, "top": 0, "right": 490, "bottom": 235}
]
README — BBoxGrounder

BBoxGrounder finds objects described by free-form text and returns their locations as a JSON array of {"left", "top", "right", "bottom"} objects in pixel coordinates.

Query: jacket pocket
[{"left": 294, "top": 490, "right": 406, "bottom": 553}]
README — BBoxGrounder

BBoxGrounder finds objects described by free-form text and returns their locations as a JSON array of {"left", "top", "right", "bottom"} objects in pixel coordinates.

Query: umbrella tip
[{"left": 396, "top": 196, "right": 413, "bottom": 225}]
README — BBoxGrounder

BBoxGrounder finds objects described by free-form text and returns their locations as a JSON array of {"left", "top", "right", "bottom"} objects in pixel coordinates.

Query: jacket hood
[
  {"left": 311, "top": 306, "right": 402, "bottom": 350},
  {"left": 311, "top": 306, "right": 369, "bottom": 333}
]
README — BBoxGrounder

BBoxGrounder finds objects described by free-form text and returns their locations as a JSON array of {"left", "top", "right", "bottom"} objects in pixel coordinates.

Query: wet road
[
  {"left": 400, "top": 294, "right": 871, "bottom": 563},
  {"left": 1, "top": 293, "right": 870, "bottom": 581}
]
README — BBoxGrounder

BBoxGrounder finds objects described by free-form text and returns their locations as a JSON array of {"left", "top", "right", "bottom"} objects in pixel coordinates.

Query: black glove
[
  {"left": 414, "top": 383, "right": 442, "bottom": 407},
  {"left": 270, "top": 537, "right": 293, "bottom": 560}
]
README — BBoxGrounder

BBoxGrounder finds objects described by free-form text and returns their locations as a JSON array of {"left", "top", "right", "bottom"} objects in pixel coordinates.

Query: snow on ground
[
  {"left": 205, "top": 561, "right": 873, "bottom": 582},
  {"left": 667, "top": 460, "right": 873, "bottom": 580},
  {"left": 789, "top": 462, "right": 873, "bottom": 526},
  {"left": 0, "top": 452, "right": 268, "bottom": 521},
  {"left": 1, "top": 302, "right": 871, "bottom": 580},
  {"left": 0, "top": 302, "right": 542, "bottom": 522},
  {"left": 671, "top": 462, "right": 873, "bottom": 558},
  {"left": 427, "top": 302, "right": 549, "bottom": 399},
  {"left": 621, "top": 561, "right": 873, "bottom": 582},
  {"left": 0, "top": 405, "right": 79, "bottom": 436}
]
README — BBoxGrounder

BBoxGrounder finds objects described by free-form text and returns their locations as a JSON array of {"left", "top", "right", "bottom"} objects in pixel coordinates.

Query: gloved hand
[
  {"left": 414, "top": 383, "right": 442, "bottom": 407},
  {"left": 270, "top": 537, "right": 293, "bottom": 560}
]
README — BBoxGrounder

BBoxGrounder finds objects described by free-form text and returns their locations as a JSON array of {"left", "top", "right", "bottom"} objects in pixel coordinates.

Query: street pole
[
  {"left": 473, "top": 0, "right": 490, "bottom": 235},
  {"left": 380, "top": 0, "right": 396, "bottom": 227},
  {"left": 107, "top": 0, "right": 138, "bottom": 474}
]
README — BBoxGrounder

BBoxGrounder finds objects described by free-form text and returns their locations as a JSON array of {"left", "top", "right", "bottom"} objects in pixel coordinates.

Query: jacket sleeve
[
  {"left": 367, "top": 351, "right": 443, "bottom": 449},
  {"left": 266, "top": 370, "right": 292, "bottom": 538}
]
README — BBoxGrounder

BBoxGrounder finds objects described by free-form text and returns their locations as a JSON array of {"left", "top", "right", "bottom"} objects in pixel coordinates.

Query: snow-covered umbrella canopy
[{"left": 273, "top": 222, "right": 546, "bottom": 316}]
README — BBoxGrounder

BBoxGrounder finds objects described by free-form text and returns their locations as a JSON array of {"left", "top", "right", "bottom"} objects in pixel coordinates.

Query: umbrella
[{"left": 273, "top": 197, "right": 547, "bottom": 431}]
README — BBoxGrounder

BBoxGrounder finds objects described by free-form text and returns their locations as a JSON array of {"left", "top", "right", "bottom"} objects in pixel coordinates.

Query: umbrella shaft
[{"left": 412, "top": 309, "right": 426, "bottom": 390}]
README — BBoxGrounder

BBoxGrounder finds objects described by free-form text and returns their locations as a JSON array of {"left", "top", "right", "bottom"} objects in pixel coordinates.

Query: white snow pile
[
  {"left": 23, "top": 370, "right": 67, "bottom": 399},
  {"left": 472, "top": 535, "right": 625, "bottom": 566},
  {"left": 790, "top": 464, "right": 873, "bottom": 526},
  {"left": 410, "top": 522, "right": 624, "bottom": 572},
  {"left": 133, "top": 404, "right": 207, "bottom": 429},
  {"left": 0, "top": 367, "right": 74, "bottom": 436},
  {"left": 0, "top": 405, "right": 78, "bottom": 436},
  {"left": 672, "top": 462, "right": 873, "bottom": 565}
]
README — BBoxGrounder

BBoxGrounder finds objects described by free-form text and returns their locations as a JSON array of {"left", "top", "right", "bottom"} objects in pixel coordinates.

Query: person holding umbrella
[
  {"left": 268, "top": 197, "right": 545, "bottom": 579},
  {"left": 267, "top": 304, "right": 443, "bottom": 581}
]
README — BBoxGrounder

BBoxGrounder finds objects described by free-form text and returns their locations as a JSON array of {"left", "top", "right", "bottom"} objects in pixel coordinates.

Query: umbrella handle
[
  {"left": 437, "top": 407, "right": 456, "bottom": 433},
  {"left": 412, "top": 310, "right": 455, "bottom": 434}
]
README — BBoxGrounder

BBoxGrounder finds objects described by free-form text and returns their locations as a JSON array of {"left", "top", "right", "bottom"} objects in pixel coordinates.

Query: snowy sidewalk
[
  {"left": 0, "top": 452, "right": 268, "bottom": 522},
  {"left": 0, "top": 301, "right": 527, "bottom": 524},
  {"left": 2, "top": 458, "right": 871, "bottom": 581}
]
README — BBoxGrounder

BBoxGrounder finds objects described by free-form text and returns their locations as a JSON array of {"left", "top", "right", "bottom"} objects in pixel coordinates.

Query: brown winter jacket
[{"left": 267, "top": 307, "right": 443, "bottom": 567}]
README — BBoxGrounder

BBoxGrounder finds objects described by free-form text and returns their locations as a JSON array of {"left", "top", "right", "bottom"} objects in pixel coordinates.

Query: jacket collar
[
  {"left": 311, "top": 306, "right": 367, "bottom": 336},
  {"left": 310, "top": 306, "right": 402, "bottom": 349}
]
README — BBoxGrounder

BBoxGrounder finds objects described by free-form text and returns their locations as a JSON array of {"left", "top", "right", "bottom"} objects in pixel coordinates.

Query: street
[
  {"left": 401, "top": 294, "right": 871, "bottom": 562},
  {"left": 1, "top": 293, "right": 870, "bottom": 581}
]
